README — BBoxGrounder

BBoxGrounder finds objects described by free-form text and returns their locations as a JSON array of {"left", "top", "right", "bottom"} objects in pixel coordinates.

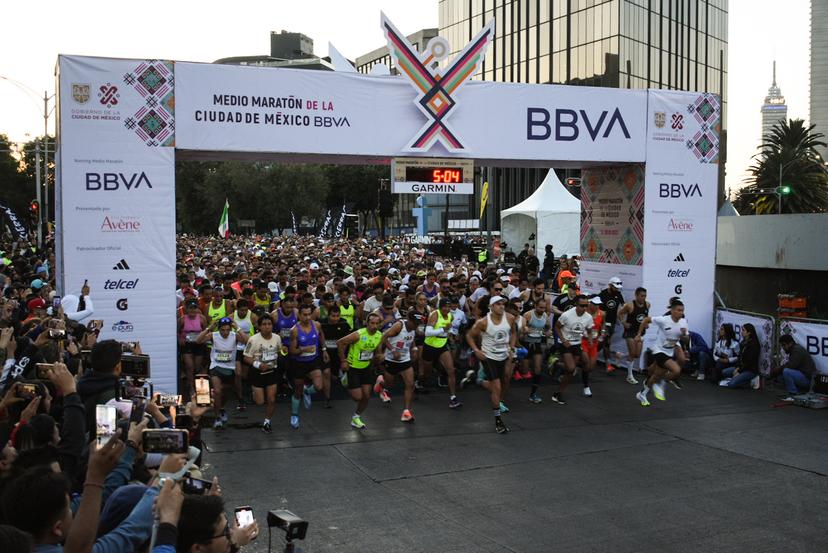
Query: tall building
[
  {"left": 438, "top": 0, "right": 729, "bottom": 233},
  {"left": 811, "top": 0, "right": 828, "bottom": 160},
  {"left": 760, "top": 61, "right": 787, "bottom": 144},
  {"left": 214, "top": 30, "right": 333, "bottom": 71}
]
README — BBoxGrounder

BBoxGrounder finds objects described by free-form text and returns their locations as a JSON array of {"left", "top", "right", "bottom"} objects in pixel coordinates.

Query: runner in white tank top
[
  {"left": 375, "top": 313, "right": 420, "bottom": 422},
  {"left": 466, "top": 296, "right": 515, "bottom": 434}
]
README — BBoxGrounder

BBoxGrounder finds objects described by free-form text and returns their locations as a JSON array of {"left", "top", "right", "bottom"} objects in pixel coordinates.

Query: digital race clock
[{"left": 392, "top": 158, "right": 474, "bottom": 194}]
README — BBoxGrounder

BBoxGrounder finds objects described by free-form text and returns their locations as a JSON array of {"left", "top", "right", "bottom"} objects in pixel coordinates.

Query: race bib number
[
  {"left": 280, "top": 329, "right": 292, "bottom": 339},
  {"left": 359, "top": 350, "right": 374, "bottom": 361},
  {"left": 325, "top": 340, "right": 338, "bottom": 349},
  {"left": 185, "top": 332, "right": 199, "bottom": 343},
  {"left": 215, "top": 351, "right": 233, "bottom": 362},
  {"left": 261, "top": 350, "right": 278, "bottom": 362},
  {"left": 300, "top": 346, "right": 317, "bottom": 358}
]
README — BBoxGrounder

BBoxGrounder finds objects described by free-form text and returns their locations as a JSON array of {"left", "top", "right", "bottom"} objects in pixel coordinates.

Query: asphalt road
[{"left": 200, "top": 372, "right": 828, "bottom": 553}]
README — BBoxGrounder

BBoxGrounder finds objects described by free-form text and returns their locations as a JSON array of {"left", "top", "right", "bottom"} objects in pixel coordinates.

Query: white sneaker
[
  {"left": 626, "top": 374, "right": 639, "bottom": 385},
  {"left": 583, "top": 386, "right": 593, "bottom": 397},
  {"left": 696, "top": 373, "right": 706, "bottom": 381},
  {"left": 719, "top": 379, "right": 731, "bottom": 387},
  {"left": 652, "top": 381, "right": 666, "bottom": 401}
]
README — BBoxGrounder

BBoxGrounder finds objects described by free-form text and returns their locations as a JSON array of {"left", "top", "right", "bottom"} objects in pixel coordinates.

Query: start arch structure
[{"left": 55, "top": 15, "right": 721, "bottom": 392}]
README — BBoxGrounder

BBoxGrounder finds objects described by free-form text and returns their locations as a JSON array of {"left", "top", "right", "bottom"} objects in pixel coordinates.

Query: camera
[{"left": 267, "top": 509, "right": 308, "bottom": 541}]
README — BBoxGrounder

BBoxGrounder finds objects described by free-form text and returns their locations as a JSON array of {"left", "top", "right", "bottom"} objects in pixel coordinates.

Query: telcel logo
[
  {"left": 667, "top": 268, "right": 691, "bottom": 278},
  {"left": 104, "top": 278, "right": 139, "bottom": 290},
  {"left": 659, "top": 183, "right": 702, "bottom": 198},
  {"left": 86, "top": 172, "right": 152, "bottom": 191}
]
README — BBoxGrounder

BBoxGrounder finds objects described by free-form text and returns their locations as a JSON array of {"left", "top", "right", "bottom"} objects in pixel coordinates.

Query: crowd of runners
[{"left": 174, "top": 234, "right": 699, "bottom": 435}]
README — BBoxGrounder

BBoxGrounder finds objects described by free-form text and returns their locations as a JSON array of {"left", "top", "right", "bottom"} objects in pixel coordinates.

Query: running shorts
[
  {"left": 422, "top": 343, "right": 448, "bottom": 363},
  {"left": 561, "top": 344, "right": 583, "bottom": 358},
  {"left": 385, "top": 359, "right": 412, "bottom": 375},
  {"left": 346, "top": 367, "right": 375, "bottom": 389},
  {"left": 288, "top": 358, "right": 321, "bottom": 380},
  {"left": 249, "top": 365, "right": 279, "bottom": 388},
  {"left": 481, "top": 358, "right": 506, "bottom": 381},
  {"left": 653, "top": 352, "right": 674, "bottom": 369},
  {"left": 209, "top": 367, "right": 235, "bottom": 384}
]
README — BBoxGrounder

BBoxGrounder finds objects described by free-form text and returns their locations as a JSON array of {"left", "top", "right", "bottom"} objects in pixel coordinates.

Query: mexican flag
[{"left": 218, "top": 199, "right": 230, "bottom": 238}]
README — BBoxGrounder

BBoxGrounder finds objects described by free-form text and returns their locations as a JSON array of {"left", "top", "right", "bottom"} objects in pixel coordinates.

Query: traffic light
[
  {"left": 778, "top": 185, "right": 791, "bottom": 195},
  {"left": 29, "top": 200, "right": 39, "bottom": 218}
]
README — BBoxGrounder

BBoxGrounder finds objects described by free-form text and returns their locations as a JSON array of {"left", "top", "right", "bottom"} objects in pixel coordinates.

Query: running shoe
[
  {"left": 550, "top": 393, "right": 566, "bottom": 405},
  {"left": 606, "top": 363, "right": 616, "bottom": 373},
  {"left": 718, "top": 379, "right": 732, "bottom": 387},
  {"left": 635, "top": 391, "right": 651, "bottom": 406},
  {"left": 401, "top": 409, "right": 415, "bottom": 422},
  {"left": 695, "top": 372, "right": 706, "bottom": 381},
  {"left": 626, "top": 374, "right": 639, "bottom": 385},
  {"left": 213, "top": 419, "right": 224, "bottom": 429},
  {"left": 290, "top": 415, "right": 299, "bottom": 429},
  {"left": 379, "top": 389, "right": 391, "bottom": 403},
  {"left": 495, "top": 417, "right": 510, "bottom": 434},
  {"left": 351, "top": 415, "right": 366, "bottom": 429},
  {"left": 236, "top": 401, "right": 247, "bottom": 412},
  {"left": 528, "top": 393, "right": 542, "bottom": 404},
  {"left": 414, "top": 380, "right": 430, "bottom": 394},
  {"left": 653, "top": 381, "right": 666, "bottom": 401},
  {"left": 583, "top": 386, "right": 593, "bottom": 397},
  {"left": 514, "top": 371, "right": 523, "bottom": 381},
  {"left": 670, "top": 379, "right": 683, "bottom": 390},
  {"left": 449, "top": 396, "right": 463, "bottom": 409},
  {"left": 780, "top": 396, "right": 796, "bottom": 403},
  {"left": 498, "top": 401, "right": 509, "bottom": 413},
  {"left": 461, "top": 369, "right": 475, "bottom": 389},
  {"left": 261, "top": 420, "right": 272, "bottom": 434},
  {"left": 303, "top": 387, "right": 313, "bottom": 410},
  {"left": 219, "top": 410, "right": 229, "bottom": 423},
  {"left": 373, "top": 374, "right": 385, "bottom": 394}
]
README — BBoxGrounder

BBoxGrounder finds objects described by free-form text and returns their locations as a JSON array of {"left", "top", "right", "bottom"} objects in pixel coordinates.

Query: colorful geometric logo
[
  {"left": 123, "top": 60, "right": 175, "bottom": 147},
  {"left": 382, "top": 13, "right": 493, "bottom": 152}
]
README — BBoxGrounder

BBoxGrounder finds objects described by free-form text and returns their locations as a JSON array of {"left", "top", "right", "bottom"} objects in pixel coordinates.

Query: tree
[
  {"left": 0, "top": 134, "right": 33, "bottom": 222},
  {"left": 736, "top": 119, "right": 828, "bottom": 214}
]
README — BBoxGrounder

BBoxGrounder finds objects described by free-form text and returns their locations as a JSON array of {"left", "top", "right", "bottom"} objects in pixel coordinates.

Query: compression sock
[
  {"left": 291, "top": 396, "right": 300, "bottom": 416},
  {"left": 641, "top": 385, "right": 650, "bottom": 397},
  {"left": 531, "top": 374, "right": 542, "bottom": 395}
]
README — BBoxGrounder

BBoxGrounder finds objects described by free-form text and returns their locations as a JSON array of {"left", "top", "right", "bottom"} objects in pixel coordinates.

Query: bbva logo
[
  {"left": 526, "top": 107, "right": 631, "bottom": 141},
  {"left": 659, "top": 183, "right": 702, "bottom": 198},
  {"left": 86, "top": 172, "right": 152, "bottom": 191}
]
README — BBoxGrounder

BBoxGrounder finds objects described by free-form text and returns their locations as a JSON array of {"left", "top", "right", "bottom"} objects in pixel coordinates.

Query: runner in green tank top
[
  {"left": 337, "top": 312, "right": 382, "bottom": 429},
  {"left": 422, "top": 298, "right": 462, "bottom": 409}
]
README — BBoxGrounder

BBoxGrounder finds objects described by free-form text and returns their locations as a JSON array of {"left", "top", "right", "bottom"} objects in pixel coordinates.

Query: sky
[{"left": 0, "top": 0, "right": 813, "bottom": 192}]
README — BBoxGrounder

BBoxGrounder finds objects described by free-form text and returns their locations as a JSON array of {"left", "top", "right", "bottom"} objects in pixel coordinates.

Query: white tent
[{"left": 500, "top": 169, "right": 581, "bottom": 257}]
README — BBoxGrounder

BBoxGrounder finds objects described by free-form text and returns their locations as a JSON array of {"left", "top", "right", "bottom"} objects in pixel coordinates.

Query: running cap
[
  {"left": 28, "top": 297, "right": 46, "bottom": 311},
  {"left": 434, "top": 261, "right": 444, "bottom": 271},
  {"left": 489, "top": 295, "right": 507, "bottom": 305},
  {"left": 30, "top": 279, "right": 44, "bottom": 290},
  {"left": 309, "top": 262, "right": 319, "bottom": 270},
  {"left": 218, "top": 317, "right": 233, "bottom": 327},
  {"left": 500, "top": 276, "right": 510, "bottom": 282},
  {"left": 609, "top": 276, "right": 623, "bottom": 289},
  {"left": 590, "top": 296, "right": 603, "bottom": 305},
  {"left": 416, "top": 270, "right": 427, "bottom": 277},
  {"left": 496, "top": 268, "right": 505, "bottom": 275},
  {"left": 267, "top": 282, "right": 278, "bottom": 293},
  {"left": 438, "top": 298, "right": 451, "bottom": 308}
]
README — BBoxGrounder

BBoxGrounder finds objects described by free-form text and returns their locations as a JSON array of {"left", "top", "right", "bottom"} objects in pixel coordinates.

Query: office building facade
[
  {"left": 811, "top": 0, "right": 828, "bottom": 160},
  {"left": 439, "top": 0, "right": 728, "bottom": 233},
  {"left": 761, "top": 61, "right": 787, "bottom": 144}
]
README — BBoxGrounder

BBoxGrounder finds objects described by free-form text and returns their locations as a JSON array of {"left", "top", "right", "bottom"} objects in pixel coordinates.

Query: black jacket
[
  {"left": 739, "top": 339, "right": 761, "bottom": 374},
  {"left": 77, "top": 371, "right": 120, "bottom": 434}
]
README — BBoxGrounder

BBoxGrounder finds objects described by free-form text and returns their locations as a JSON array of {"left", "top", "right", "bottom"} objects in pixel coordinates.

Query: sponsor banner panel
[
  {"left": 644, "top": 90, "right": 720, "bottom": 341},
  {"left": 780, "top": 320, "right": 828, "bottom": 375},
  {"left": 59, "top": 55, "right": 177, "bottom": 392},
  {"left": 174, "top": 62, "right": 647, "bottom": 162},
  {"left": 715, "top": 310, "right": 776, "bottom": 376},
  {"left": 580, "top": 165, "right": 644, "bottom": 266}
]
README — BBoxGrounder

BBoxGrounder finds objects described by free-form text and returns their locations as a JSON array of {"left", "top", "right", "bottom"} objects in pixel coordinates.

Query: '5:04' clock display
[{"left": 405, "top": 167, "right": 464, "bottom": 183}]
